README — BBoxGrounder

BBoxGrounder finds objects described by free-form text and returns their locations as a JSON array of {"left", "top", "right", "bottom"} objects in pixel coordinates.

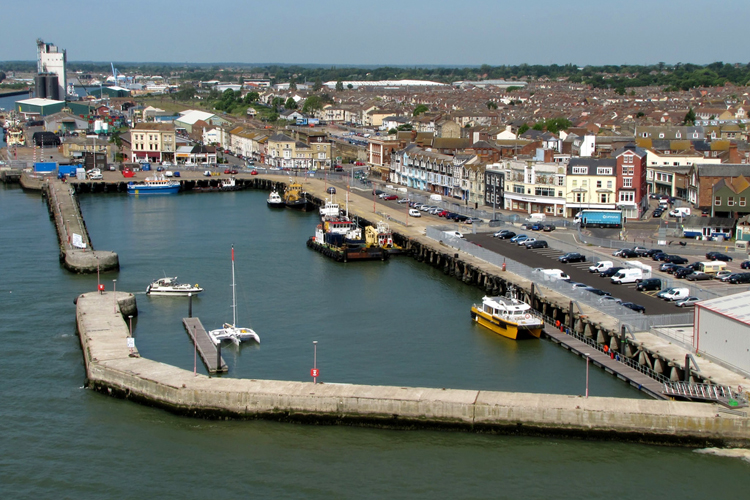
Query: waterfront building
[
  {"left": 564, "top": 158, "right": 617, "bottom": 218},
  {"left": 267, "top": 133, "right": 314, "bottom": 170},
  {"left": 614, "top": 144, "right": 649, "bottom": 219},
  {"left": 130, "top": 123, "right": 176, "bottom": 164},
  {"left": 503, "top": 158, "right": 567, "bottom": 217}
]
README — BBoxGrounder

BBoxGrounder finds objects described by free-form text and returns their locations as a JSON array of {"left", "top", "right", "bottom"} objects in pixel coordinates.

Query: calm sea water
[{"left": 0, "top": 185, "right": 747, "bottom": 499}]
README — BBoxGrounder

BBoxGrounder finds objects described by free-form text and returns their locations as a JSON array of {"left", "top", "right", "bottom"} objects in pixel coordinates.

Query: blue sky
[{"left": 3, "top": 0, "right": 750, "bottom": 66}]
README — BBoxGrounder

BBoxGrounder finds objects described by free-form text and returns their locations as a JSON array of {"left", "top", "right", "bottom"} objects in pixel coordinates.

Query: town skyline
[{"left": 3, "top": 0, "right": 750, "bottom": 66}]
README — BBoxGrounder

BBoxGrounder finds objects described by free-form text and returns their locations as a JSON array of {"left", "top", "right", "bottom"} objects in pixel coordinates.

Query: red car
[
  {"left": 384, "top": 194, "right": 398, "bottom": 200},
  {"left": 438, "top": 210, "right": 449, "bottom": 217},
  {"left": 250, "top": 170, "right": 258, "bottom": 175},
  {"left": 224, "top": 169, "right": 238, "bottom": 174},
  {"left": 354, "top": 161, "right": 365, "bottom": 166},
  {"left": 122, "top": 168, "right": 134, "bottom": 178}
]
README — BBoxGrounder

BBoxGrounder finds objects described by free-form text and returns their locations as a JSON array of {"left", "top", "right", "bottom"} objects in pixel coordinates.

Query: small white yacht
[
  {"left": 267, "top": 190, "right": 284, "bottom": 208},
  {"left": 146, "top": 277, "right": 204, "bottom": 296}
]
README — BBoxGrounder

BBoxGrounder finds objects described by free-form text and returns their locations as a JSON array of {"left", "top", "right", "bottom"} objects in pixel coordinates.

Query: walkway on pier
[
  {"left": 543, "top": 321, "right": 667, "bottom": 400},
  {"left": 182, "top": 317, "right": 228, "bottom": 374}
]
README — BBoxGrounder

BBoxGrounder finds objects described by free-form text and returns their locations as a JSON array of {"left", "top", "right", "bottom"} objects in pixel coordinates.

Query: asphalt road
[{"left": 464, "top": 232, "right": 686, "bottom": 315}]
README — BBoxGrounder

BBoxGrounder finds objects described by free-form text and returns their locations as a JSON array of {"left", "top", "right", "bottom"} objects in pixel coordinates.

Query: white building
[{"left": 37, "top": 39, "right": 67, "bottom": 99}]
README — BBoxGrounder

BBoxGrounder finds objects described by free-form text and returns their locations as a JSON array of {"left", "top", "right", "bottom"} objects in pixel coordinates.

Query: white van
[
  {"left": 589, "top": 261, "right": 613, "bottom": 273},
  {"left": 662, "top": 288, "right": 690, "bottom": 301},
  {"left": 669, "top": 207, "right": 691, "bottom": 217},
  {"left": 698, "top": 261, "right": 727, "bottom": 274},
  {"left": 430, "top": 194, "right": 443, "bottom": 202},
  {"left": 541, "top": 269, "right": 570, "bottom": 281},
  {"left": 526, "top": 213, "right": 546, "bottom": 223},
  {"left": 443, "top": 230, "right": 464, "bottom": 239},
  {"left": 610, "top": 268, "right": 643, "bottom": 284},
  {"left": 408, "top": 208, "right": 421, "bottom": 217}
]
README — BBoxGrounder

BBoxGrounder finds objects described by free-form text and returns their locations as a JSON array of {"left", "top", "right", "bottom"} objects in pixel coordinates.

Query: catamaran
[{"left": 208, "top": 246, "right": 260, "bottom": 346}]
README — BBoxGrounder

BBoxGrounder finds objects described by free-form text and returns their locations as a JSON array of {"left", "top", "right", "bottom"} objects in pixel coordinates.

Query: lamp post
[
  {"left": 113, "top": 279, "right": 117, "bottom": 314},
  {"left": 585, "top": 353, "right": 590, "bottom": 398},
  {"left": 313, "top": 340, "right": 318, "bottom": 384}
]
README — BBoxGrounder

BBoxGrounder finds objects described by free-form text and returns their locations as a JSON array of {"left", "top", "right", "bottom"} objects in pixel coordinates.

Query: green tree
[
  {"left": 347, "top": 83, "right": 353, "bottom": 89},
  {"left": 289, "top": 76, "right": 297, "bottom": 91},
  {"left": 272, "top": 97, "right": 284, "bottom": 110},
  {"left": 396, "top": 124, "right": 412, "bottom": 131},
  {"left": 518, "top": 123, "right": 530, "bottom": 135},
  {"left": 486, "top": 101, "right": 498, "bottom": 110},
  {"left": 302, "top": 95, "right": 323, "bottom": 114},
  {"left": 313, "top": 77, "right": 323, "bottom": 92},
  {"left": 0, "top": 71, "right": 6, "bottom": 83},
  {"left": 244, "top": 91, "right": 259, "bottom": 104},
  {"left": 615, "top": 86, "right": 625, "bottom": 95},
  {"left": 285, "top": 97, "right": 297, "bottom": 109},
  {"left": 532, "top": 122, "right": 545, "bottom": 131},
  {"left": 388, "top": 128, "right": 398, "bottom": 135},
  {"left": 413, "top": 104, "right": 429, "bottom": 116},
  {"left": 335, "top": 79, "right": 344, "bottom": 91},
  {"left": 683, "top": 107, "right": 696, "bottom": 126},
  {"left": 238, "top": 75, "right": 244, "bottom": 85}
]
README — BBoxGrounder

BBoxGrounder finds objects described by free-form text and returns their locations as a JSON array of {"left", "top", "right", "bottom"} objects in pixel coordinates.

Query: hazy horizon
[{"left": 3, "top": 0, "right": 750, "bottom": 67}]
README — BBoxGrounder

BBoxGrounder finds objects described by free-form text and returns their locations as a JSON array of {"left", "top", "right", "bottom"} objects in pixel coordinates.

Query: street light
[{"left": 585, "top": 353, "right": 590, "bottom": 398}]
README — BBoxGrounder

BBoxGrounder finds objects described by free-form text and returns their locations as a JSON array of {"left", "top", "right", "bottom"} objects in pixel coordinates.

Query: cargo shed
[{"left": 694, "top": 291, "right": 750, "bottom": 377}]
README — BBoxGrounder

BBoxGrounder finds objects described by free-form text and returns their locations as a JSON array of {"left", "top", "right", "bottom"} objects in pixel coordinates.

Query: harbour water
[{"left": 1, "top": 185, "right": 748, "bottom": 498}]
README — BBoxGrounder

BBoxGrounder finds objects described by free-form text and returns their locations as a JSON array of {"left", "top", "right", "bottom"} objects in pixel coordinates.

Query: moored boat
[
  {"left": 220, "top": 177, "right": 237, "bottom": 191},
  {"left": 146, "top": 277, "right": 203, "bottom": 296},
  {"left": 319, "top": 198, "right": 340, "bottom": 218},
  {"left": 127, "top": 175, "right": 180, "bottom": 194},
  {"left": 267, "top": 190, "right": 284, "bottom": 207},
  {"left": 283, "top": 179, "right": 312, "bottom": 210},
  {"left": 365, "top": 221, "right": 403, "bottom": 255},
  {"left": 470, "top": 296, "right": 544, "bottom": 339},
  {"left": 307, "top": 216, "right": 388, "bottom": 262}
]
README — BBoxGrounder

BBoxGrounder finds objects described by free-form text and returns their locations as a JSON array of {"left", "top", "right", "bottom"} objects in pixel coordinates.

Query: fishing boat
[
  {"left": 208, "top": 246, "right": 260, "bottom": 346},
  {"left": 267, "top": 190, "right": 284, "bottom": 208},
  {"left": 365, "top": 221, "right": 403, "bottom": 255},
  {"left": 220, "top": 177, "right": 237, "bottom": 191},
  {"left": 470, "top": 295, "right": 544, "bottom": 340},
  {"left": 146, "top": 277, "right": 203, "bottom": 296},
  {"left": 127, "top": 175, "right": 180, "bottom": 194},
  {"left": 283, "top": 179, "right": 312, "bottom": 210}
]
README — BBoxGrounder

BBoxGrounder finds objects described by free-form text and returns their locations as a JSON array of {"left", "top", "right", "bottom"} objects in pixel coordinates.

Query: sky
[{"left": 3, "top": 0, "right": 750, "bottom": 67}]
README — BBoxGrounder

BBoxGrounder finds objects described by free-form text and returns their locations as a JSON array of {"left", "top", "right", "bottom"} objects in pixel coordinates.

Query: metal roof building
[{"left": 695, "top": 291, "right": 750, "bottom": 376}]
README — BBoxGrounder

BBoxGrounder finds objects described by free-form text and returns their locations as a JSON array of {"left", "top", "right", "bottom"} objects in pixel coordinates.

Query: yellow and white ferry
[{"left": 470, "top": 296, "right": 544, "bottom": 339}]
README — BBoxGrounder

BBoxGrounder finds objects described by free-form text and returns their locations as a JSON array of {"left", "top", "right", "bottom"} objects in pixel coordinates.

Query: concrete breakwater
[
  {"left": 42, "top": 179, "right": 119, "bottom": 273},
  {"left": 76, "top": 291, "right": 750, "bottom": 446}
]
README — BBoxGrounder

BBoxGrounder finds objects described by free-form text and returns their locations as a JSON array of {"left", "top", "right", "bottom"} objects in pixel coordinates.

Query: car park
[
  {"left": 526, "top": 240, "right": 549, "bottom": 249},
  {"left": 621, "top": 302, "right": 646, "bottom": 314},
  {"left": 663, "top": 255, "right": 688, "bottom": 264},
  {"left": 686, "top": 271, "right": 712, "bottom": 281},
  {"left": 636, "top": 278, "right": 661, "bottom": 291},
  {"left": 558, "top": 252, "right": 586, "bottom": 263},
  {"left": 675, "top": 297, "right": 700, "bottom": 308}
]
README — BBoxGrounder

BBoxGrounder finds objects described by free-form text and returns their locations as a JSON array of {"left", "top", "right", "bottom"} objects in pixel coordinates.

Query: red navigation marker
[{"left": 310, "top": 368, "right": 319, "bottom": 378}]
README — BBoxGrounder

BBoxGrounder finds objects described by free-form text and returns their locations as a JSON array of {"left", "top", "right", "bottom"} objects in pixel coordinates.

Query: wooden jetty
[
  {"left": 543, "top": 321, "right": 668, "bottom": 400},
  {"left": 182, "top": 317, "right": 228, "bottom": 374}
]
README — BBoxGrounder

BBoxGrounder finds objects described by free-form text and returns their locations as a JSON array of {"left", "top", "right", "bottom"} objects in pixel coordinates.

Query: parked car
[
  {"left": 728, "top": 272, "right": 750, "bottom": 284},
  {"left": 600, "top": 266, "right": 624, "bottom": 278},
  {"left": 454, "top": 215, "right": 469, "bottom": 222},
  {"left": 652, "top": 252, "right": 669, "bottom": 261},
  {"left": 326, "top": 187, "right": 336, "bottom": 194},
  {"left": 686, "top": 271, "right": 712, "bottom": 281},
  {"left": 495, "top": 230, "right": 516, "bottom": 239},
  {"left": 224, "top": 169, "right": 238, "bottom": 175},
  {"left": 465, "top": 217, "right": 483, "bottom": 225},
  {"left": 714, "top": 270, "right": 733, "bottom": 281},
  {"left": 675, "top": 297, "right": 701, "bottom": 308},
  {"left": 398, "top": 198, "right": 411, "bottom": 204},
  {"left": 203, "top": 170, "right": 211, "bottom": 177},
  {"left": 644, "top": 249, "right": 665, "bottom": 258},
  {"left": 384, "top": 195, "right": 398, "bottom": 200},
  {"left": 530, "top": 223, "right": 544, "bottom": 231},
  {"left": 526, "top": 240, "right": 549, "bottom": 249},
  {"left": 673, "top": 267, "right": 694, "bottom": 279},
  {"left": 542, "top": 224, "right": 556, "bottom": 232},
  {"left": 634, "top": 248, "right": 653, "bottom": 257},
  {"left": 659, "top": 262, "right": 678, "bottom": 272},
  {"left": 519, "top": 237, "right": 536, "bottom": 246},
  {"left": 705, "top": 251, "right": 721, "bottom": 260},
  {"left": 443, "top": 230, "right": 464, "bottom": 239},
  {"left": 250, "top": 170, "right": 258, "bottom": 175},
  {"left": 172, "top": 171, "right": 180, "bottom": 177},
  {"left": 408, "top": 208, "right": 421, "bottom": 217},
  {"left": 510, "top": 234, "right": 528, "bottom": 243},
  {"left": 712, "top": 253, "right": 733, "bottom": 262},
  {"left": 164, "top": 171, "right": 174, "bottom": 177},
  {"left": 582, "top": 287, "right": 611, "bottom": 297},
  {"left": 570, "top": 282, "right": 589, "bottom": 289},
  {"left": 156, "top": 166, "right": 164, "bottom": 172},
  {"left": 662, "top": 288, "right": 690, "bottom": 301},
  {"left": 558, "top": 252, "right": 586, "bottom": 263},
  {"left": 621, "top": 302, "right": 646, "bottom": 314},
  {"left": 636, "top": 278, "right": 661, "bottom": 291},
  {"left": 741, "top": 260, "right": 750, "bottom": 269},
  {"left": 667, "top": 265, "right": 687, "bottom": 275},
  {"left": 663, "top": 255, "right": 688, "bottom": 264}
]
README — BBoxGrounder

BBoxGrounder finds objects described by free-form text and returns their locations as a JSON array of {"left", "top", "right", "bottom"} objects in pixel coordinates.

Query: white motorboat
[
  {"left": 208, "top": 246, "right": 260, "bottom": 346},
  {"left": 267, "top": 190, "right": 284, "bottom": 207},
  {"left": 220, "top": 177, "right": 237, "bottom": 191},
  {"left": 146, "top": 277, "right": 203, "bottom": 296},
  {"left": 319, "top": 198, "right": 340, "bottom": 218}
]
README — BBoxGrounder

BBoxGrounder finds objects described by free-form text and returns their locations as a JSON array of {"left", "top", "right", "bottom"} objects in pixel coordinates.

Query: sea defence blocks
[{"left": 76, "top": 291, "right": 750, "bottom": 447}]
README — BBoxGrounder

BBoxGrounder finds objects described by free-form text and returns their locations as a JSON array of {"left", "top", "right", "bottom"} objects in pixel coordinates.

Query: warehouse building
[
  {"left": 694, "top": 291, "right": 750, "bottom": 376},
  {"left": 15, "top": 98, "right": 92, "bottom": 118}
]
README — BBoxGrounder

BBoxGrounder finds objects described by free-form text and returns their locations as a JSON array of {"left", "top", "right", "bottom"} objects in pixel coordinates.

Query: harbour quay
[{"left": 76, "top": 290, "right": 750, "bottom": 446}]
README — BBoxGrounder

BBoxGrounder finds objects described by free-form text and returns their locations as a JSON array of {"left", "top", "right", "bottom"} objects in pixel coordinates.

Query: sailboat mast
[{"left": 231, "top": 245, "right": 237, "bottom": 326}]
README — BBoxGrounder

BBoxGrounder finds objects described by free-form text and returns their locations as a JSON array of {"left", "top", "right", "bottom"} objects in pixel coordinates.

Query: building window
[
  {"left": 572, "top": 166, "right": 587, "bottom": 174},
  {"left": 582, "top": 180, "right": 588, "bottom": 187},
  {"left": 623, "top": 155, "right": 633, "bottom": 164},
  {"left": 607, "top": 181, "right": 613, "bottom": 188},
  {"left": 558, "top": 176, "right": 564, "bottom": 186},
  {"left": 596, "top": 181, "right": 602, "bottom": 188},
  {"left": 741, "top": 197, "right": 747, "bottom": 207},
  {"left": 623, "top": 177, "right": 633, "bottom": 187},
  {"left": 513, "top": 184, "right": 524, "bottom": 194},
  {"left": 597, "top": 167, "right": 612, "bottom": 175},
  {"left": 715, "top": 196, "right": 721, "bottom": 206},
  {"left": 622, "top": 166, "right": 634, "bottom": 176},
  {"left": 600, "top": 194, "right": 608, "bottom": 203},
  {"left": 619, "top": 191, "right": 635, "bottom": 203},
  {"left": 558, "top": 191, "right": 562, "bottom": 197},
  {"left": 575, "top": 193, "right": 584, "bottom": 203},
  {"left": 535, "top": 187, "right": 555, "bottom": 197},
  {"left": 728, "top": 197, "right": 735, "bottom": 206},
  {"left": 572, "top": 180, "right": 577, "bottom": 187}
]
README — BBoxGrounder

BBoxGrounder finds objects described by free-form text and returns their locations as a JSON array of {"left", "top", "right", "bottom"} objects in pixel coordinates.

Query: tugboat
[
  {"left": 365, "top": 221, "right": 403, "bottom": 255},
  {"left": 470, "top": 295, "right": 544, "bottom": 340},
  {"left": 267, "top": 190, "right": 284, "bottom": 208},
  {"left": 307, "top": 216, "right": 388, "bottom": 262},
  {"left": 283, "top": 179, "right": 312, "bottom": 210}
]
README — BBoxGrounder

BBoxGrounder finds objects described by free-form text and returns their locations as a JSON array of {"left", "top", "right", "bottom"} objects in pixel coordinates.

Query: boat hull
[
  {"left": 470, "top": 306, "right": 542, "bottom": 340},
  {"left": 267, "top": 200, "right": 285, "bottom": 208},
  {"left": 307, "top": 238, "right": 388, "bottom": 262},
  {"left": 127, "top": 184, "right": 180, "bottom": 195},
  {"left": 285, "top": 199, "right": 313, "bottom": 211},
  {"left": 147, "top": 289, "right": 203, "bottom": 296}
]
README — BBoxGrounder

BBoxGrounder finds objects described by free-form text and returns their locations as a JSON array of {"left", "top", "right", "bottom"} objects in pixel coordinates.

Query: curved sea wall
[{"left": 76, "top": 291, "right": 750, "bottom": 447}]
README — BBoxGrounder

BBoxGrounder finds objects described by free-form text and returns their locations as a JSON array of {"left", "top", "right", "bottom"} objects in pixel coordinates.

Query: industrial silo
[
  {"left": 46, "top": 74, "right": 60, "bottom": 100},
  {"left": 35, "top": 74, "right": 47, "bottom": 98}
]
